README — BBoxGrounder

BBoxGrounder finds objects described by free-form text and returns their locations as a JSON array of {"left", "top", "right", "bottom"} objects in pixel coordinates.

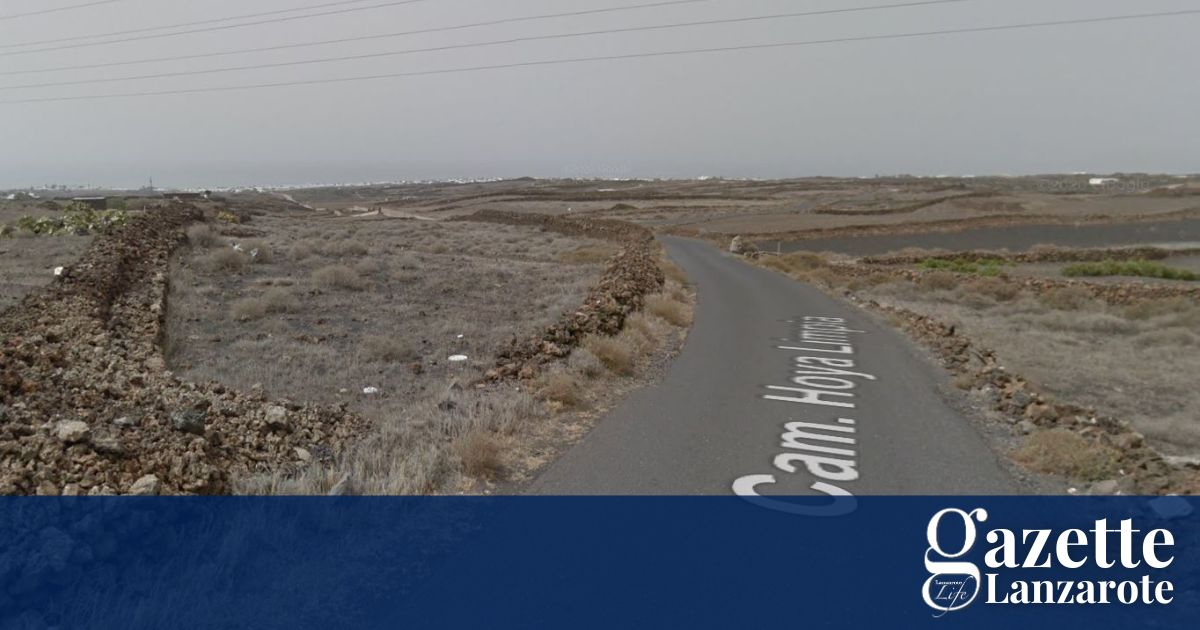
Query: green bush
[
  {"left": 13, "top": 204, "right": 128, "bottom": 236},
  {"left": 921, "top": 257, "right": 1009, "bottom": 276},
  {"left": 1062, "top": 260, "right": 1197, "bottom": 281}
]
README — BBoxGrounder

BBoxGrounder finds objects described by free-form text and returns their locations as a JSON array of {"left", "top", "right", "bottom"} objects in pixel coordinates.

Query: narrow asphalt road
[{"left": 529, "top": 236, "right": 1018, "bottom": 496}]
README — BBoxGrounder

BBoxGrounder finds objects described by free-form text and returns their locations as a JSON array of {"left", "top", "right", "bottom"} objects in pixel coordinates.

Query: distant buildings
[{"left": 1089, "top": 177, "right": 1120, "bottom": 186}]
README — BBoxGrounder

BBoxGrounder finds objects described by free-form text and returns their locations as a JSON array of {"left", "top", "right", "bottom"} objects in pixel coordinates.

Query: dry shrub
[
  {"left": 645, "top": 294, "right": 692, "bottom": 327},
  {"left": 763, "top": 252, "right": 827, "bottom": 275},
  {"left": 622, "top": 312, "right": 660, "bottom": 351},
  {"left": 324, "top": 240, "right": 369, "bottom": 258},
  {"left": 537, "top": 371, "right": 585, "bottom": 408},
  {"left": 289, "top": 239, "right": 320, "bottom": 261},
  {"left": 1134, "top": 328, "right": 1198, "bottom": 348},
  {"left": 962, "top": 276, "right": 1021, "bottom": 301},
  {"left": 1013, "top": 429, "right": 1121, "bottom": 481},
  {"left": 186, "top": 224, "right": 220, "bottom": 248},
  {"left": 1123, "top": 297, "right": 1193, "bottom": 321},
  {"left": 661, "top": 258, "right": 689, "bottom": 285},
  {"left": 242, "top": 239, "right": 273, "bottom": 264},
  {"left": 360, "top": 335, "right": 416, "bottom": 363},
  {"left": 1038, "top": 285, "right": 1095, "bottom": 311},
  {"left": 230, "top": 287, "right": 299, "bottom": 321},
  {"left": 1034, "top": 312, "right": 1138, "bottom": 335},
  {"left": 202, "top": 248, "right": 248, "bottom": 273},
  {"left": 454, "top": 429, "right": 504, "bottom": 480},
  {"left": 920, "top": 271, "right": 960, "bottom": 291},
  {"left": 312, "top": 264, "right": 366, "bottom": 291},
  {"left": 567, "top": 347, "right": 606, "bottom": 378},
  {"left": 583, "top": 334, "right": 636, "bottom": 376},
  {"left": 560, "top": 244, "right": 616, "bottom": 264},
  {"left": 353, "top": 258, "right": 384, "bottom": 275},
  {"left": 805, "top": 267, "right": 847, "bottom": 288}
]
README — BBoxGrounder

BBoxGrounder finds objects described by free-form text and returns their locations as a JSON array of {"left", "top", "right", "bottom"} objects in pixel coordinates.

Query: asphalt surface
[{"left": 529, "top": 236, "right": 1017, "bottom": 496}]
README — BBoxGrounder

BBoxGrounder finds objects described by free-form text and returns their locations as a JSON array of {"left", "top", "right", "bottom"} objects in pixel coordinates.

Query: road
[{"left": 529, "top": 236, "right": 1017, "bottom": 496}]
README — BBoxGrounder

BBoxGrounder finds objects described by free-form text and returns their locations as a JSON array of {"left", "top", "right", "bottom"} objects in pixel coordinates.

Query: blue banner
[{"left": 1, "top": 497, "right": 1195, "bottom": 629}]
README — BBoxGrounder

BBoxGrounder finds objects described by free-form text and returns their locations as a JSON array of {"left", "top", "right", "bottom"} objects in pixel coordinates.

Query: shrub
[
  {"left": 1013, "top": 429, "right": 1121, "bottom": 481},
  {"left": 289, "top": 242, "right": 315, "bottom": 261},
  {"left": 763, "top": 252, "right": 826, "bottom": 275},
  {"left": 312, "top": 265, "right": 366, "bottom": 291},
  {"left": 1123, "top": 297, "right": 1192, "bottom": 320},
  {"left": 216, "top": 210, "right": 240, "bottom": 224},
  {"left": 1063, "top": 260, "right": 1198, "bottom": 281},
  {"left": 230, "top": 287, "right": 298, "bottom": 320},
  {"left": 203, "top": 248, "right": 248, "bottom": 273},
  {"left": 537, "top": 371, "right": 585, "bottom": 408},
  {"left": 583, "top": 335, "right": 636, "bottom": 376},
  {"left": 645, "top": 295, "right": 692, "bottom": 327},
  {"left": 920, "top": 257, "right": 1008, "bottom": 276},
  {"left": 454, "top": 429, "right": 503, "bottom": 480},
  {"left": 1038, "top": 286, "right": 1095, "bottom": 311},
  {"left": 186, "top": 224, "right": 220, "bottom": 248},
  {"left": 962, "top": 276, "right": 1020, "bottom": 301},
  {"left": 661, "top": 258, "right": 689, "bottom": 285},
  {"left": 920, "top": 271, "right": 960, "bottom": 291},
  {"left": 567, "top": 347, "right": 606, "bottom": 379},
  {"left": 242, "top": 239, "right": 273, "bottom": 264},
  {"left": 325, "top": 240, "right": 369, "bottom": 258}
]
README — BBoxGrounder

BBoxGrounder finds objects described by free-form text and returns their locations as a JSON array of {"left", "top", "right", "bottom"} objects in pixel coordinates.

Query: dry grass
[
  {"left": 230, "top": 287, "right": 299, "bottom": 321},
  {"left": 1013, "top": 430, "right": 1122, "bottom": 482},
  {"left": 920, "top": 271, "right": 960, "bottom": 291},
  {"left": 536, "top": 370, "right": 585, "bottom": 408},
  {"left": 202, "top": 248, "right": 248, "bottom": 273},
  {"left": 661, "top": 257, "right": 689, "bottom": 286},
  {"left": 186, "top": 224, "right": 220, "bottom": 248},
  {"left": 358, "top": 335, "right": 416, "bottom": 363},
  {"left": 168, "top": 213, "right": 608, "bottom": 494},
  {"left": 454, "top": 429, "right": 505, "bottom": 481},
  {"left": 583, "top": 334, "right": 637, "bottom": 376},
  {"left": 960, "top": 276, "right": 1021, "bottom": 302},
  {"left": 560, "top": 244, "right": 617, "bottom": 264},
  {"left": 1038, "top": 285, "right": 1095, "bottom": 311},
  {"left": 241, "top": 239, "right": 273, "bottom": 264},
  {"left": 312, "top": 264, "right": 367, "bottom": 291},
  {"left": 645, "top": 294, "right": 692, "bottom": 327},
  {"left": 762, "top": 251, "right": 827, "bottom": 275}
]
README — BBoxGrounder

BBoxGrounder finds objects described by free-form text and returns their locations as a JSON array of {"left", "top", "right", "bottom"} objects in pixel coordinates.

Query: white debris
[
  {"left": 456, "top": 334, "right": 464, "bottom": 339},
  {"left": 53, "top": 266, "right": 64, "bottom": 277},
  {"left": 362, "top": 386, "right": 381, "bottom": 395},
  {"left": 448, "top": 355, "right": 469, "bottom": 362},
  {"left": 232, "top": 243, "right": 244, "bottom": 252}
]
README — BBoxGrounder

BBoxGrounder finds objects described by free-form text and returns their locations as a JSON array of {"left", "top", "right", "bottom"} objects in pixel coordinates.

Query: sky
[{"left": 0, "top": 0, "right": 1197, "bottom": 189}]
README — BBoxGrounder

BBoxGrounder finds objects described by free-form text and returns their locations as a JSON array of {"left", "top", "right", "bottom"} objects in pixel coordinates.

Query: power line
[
  {"left": 0, "top": 0, "right": 436, "bottom": 54},
  {"left": 3, "top": 8, "right": 1196, "bottom": 105},
  {"left": 0, "top": 0, "right": 123, "bottom": 21},
  {"left": 0, "top": 0, "right": 977, "bottom": 90},
  {"left": 0, "top": 0, "right": 723, "bottom": 76}
]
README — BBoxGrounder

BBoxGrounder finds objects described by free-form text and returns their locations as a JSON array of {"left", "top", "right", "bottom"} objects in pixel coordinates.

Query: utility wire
[
  {"left": 0, "top": 0, "right": 123, "bottom": 21},
  {"left": 3, "top": 8, "right": 1196, "bottom": 105},
  {"left": 0, "top": 0, "right": 978, "bottom": 90},
  {"left": 0, "top": 0, "right": 729, "bottom": 76},
  {"left": 0, "top": 0, "right": 436, "bottom": 54}
]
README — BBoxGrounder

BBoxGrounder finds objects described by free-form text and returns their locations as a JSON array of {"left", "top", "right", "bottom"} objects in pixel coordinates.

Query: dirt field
[{"left": 282, "top": 175, "right": 1200, "bottom": 241}]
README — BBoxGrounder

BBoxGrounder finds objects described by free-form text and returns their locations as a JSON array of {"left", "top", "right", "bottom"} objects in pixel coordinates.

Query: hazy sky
[{"left": 0, "top": 0, "right": 1197, "bottom": 188}]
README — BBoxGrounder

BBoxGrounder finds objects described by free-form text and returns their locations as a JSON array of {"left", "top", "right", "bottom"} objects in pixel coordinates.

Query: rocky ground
[{"left": 0, "top": 206, "right": 364, "bottom": 495}]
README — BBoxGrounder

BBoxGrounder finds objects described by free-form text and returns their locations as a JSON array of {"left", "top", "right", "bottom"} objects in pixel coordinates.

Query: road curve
[{"left": 528, "top": 236, "right": 1018, "bottom": 496}]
